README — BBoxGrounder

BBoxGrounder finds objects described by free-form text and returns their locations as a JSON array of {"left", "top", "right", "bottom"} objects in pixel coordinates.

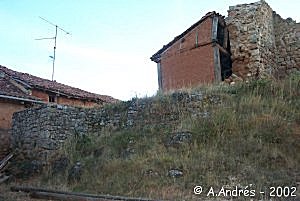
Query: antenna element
[{"left": 35, "top": 17, "right": 71, "bottom": 81}]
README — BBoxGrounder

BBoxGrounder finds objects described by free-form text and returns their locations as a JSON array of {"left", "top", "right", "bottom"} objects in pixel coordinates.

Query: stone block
[{"left": 249, "top": 35, "right": 258, "bottom": 43}]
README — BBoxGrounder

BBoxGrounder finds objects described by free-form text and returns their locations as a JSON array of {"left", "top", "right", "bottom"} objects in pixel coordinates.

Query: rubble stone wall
[
  {"left": 12, "top": 92, "right": 214, "bottom": 163},
  {"left": 12, "top": 106, "right": 89, "bottom": 162},
  {"left": 273, "top": 12, "right": 300, "bottom": 77},
  {"left": 256, "top": 2, "right": 276, "bottom": 77},
  {"left": 226, "top": 0, "right": 300, "bottom": 79}
]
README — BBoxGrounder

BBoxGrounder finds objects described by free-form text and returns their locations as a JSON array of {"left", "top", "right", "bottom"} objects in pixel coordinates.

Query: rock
[
  {"left": 121, "top": 147, "right": 135, "bottom": 159},
  {"left": 190, "top": 92, "right": 203, "bottom": 99},
  {"left": 249, "top": 34, "right": 258, "bottom": 43},
  {"left": 231, "top": 73, "right": 243, "bottom": 82},
  {"left": 168, "top": 169, "right": 183, "bottom": 178},
  {"left": 126, "top": 119, "right": 134, "bottom": 127},
  {"left": 144, "top": 169, "right": 159, "bottom": 177},
  {"left": 199, "top": 111, "right": 210, "bottom": 118},
  {"left": 224, "top": 78, "right": 231, "bottom": 84},
  {"left": 171, "top": 91, "right": 189, "bottom": 102},
  {"left": 165, "top": 131, "right": 192, "bottom": 147},
  {"left": 68, "top": 162, "right": 82, "bottom": 183}
]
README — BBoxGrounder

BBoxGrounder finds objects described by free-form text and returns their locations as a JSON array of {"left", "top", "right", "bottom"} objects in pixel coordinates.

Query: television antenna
[{"left": 35, "top": 16, "right": 71, "bottom": 81}]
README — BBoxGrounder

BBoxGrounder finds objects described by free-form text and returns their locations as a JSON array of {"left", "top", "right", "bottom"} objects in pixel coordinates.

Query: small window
[{"left": 49, "top": 95, "right": 56, "bottom": 103}]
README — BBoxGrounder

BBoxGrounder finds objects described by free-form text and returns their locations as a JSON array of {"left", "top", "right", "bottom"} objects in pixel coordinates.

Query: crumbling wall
[
  {"left": 226, "top": 0, "right": 300, "bottom": 79},
  {"left": 273, "top": 12, "right": 300, "bottom": 77},
  {"left": 12, "top": 93, "right": 216, "bottom": 163},
  {"left": 256, "top": 2, "right": 277, "bottom": 77},
  {"left": 12, "top": 106, "right": 89, "bottom": 162},
  {"left": 226, "top": 0, "right": 276, "bottom": 79}
]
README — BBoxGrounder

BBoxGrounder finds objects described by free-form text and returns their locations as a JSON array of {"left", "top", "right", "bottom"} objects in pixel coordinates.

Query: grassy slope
[{"left": 43, "top": 75, "right": 300, "bottom": 200}]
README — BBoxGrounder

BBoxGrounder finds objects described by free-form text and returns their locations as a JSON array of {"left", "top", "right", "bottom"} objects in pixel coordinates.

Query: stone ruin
[{"left": 226, "top": 0, "right": 300, "bottom": 80}]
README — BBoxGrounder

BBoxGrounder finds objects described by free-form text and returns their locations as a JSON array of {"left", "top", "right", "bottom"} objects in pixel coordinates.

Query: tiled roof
[
  {"left": 0, "top": 65, "right": 118, "bottom": 103},
  {"left": 0, "top": 76, "right": 41, "bottom": 101},
  {"left": 150, "top": 11, "right": 222, "bottom": 62}
]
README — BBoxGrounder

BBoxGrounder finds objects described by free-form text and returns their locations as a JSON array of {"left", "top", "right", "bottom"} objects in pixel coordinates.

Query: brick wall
[
  {"left": 160, "top": 18, "right": 215, "bottom": 91},
  {"left": 32, "top": 89, "right": 102, "bottom": 107},
  {"left": 31, "top": 89, "right": 49, "bottom": 102},
  {"left": 57, "top": 96, "right": 101, "bottom": 108},
  {"left": 0, "top": 100, "right": 26, "bottom": 130}
]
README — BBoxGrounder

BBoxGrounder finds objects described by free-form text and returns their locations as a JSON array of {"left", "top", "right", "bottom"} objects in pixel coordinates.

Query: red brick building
[
  {"left": 0, "top": 65, "right": 117, "bottom": 157},
  {"left": 151, "top": 12, "right": 232, "bottom": 91}
]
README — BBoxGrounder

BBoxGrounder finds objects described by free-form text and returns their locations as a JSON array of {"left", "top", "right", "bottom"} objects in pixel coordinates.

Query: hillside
[{"left": 3, "top": 74, "right": 300, "bottom": 201}]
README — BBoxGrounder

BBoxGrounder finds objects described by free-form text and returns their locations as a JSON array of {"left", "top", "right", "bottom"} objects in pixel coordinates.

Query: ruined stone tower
[
  {"left": 226, "top": 0, "right": 300, "bottom": 79},
  {"left": 151, "top": 0, "right": 300, "bottom": 92}
]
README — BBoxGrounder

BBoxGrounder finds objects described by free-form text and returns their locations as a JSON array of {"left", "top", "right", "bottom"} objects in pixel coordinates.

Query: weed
[{"left": 41, "top": 74, "right": 300, "bottom": 200}]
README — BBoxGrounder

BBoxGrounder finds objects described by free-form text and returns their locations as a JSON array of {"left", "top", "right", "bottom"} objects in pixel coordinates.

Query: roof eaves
[
  {"left": 0, "top": 93, "right": 44, "bottom": 104},
  {"left": 33, "top": 85, "right": 108, "bottom": 103},
  {"left": 0, "top": 65, "right": 118, "bottom": 103},
  {"left": 12, "top": 77, "right": 32, "bottom": 89}
]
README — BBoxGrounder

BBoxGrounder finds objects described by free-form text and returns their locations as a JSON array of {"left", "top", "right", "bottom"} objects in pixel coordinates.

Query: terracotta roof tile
[
  {"left": 0, "top": 76, "right": 41, "bottom": 101},
  {"left": 0, "top": 65, "right": 118, "bottom": 103}
]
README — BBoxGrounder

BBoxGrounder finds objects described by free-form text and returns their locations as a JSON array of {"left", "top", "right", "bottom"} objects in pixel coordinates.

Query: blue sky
[{"left": 0, "top": 0, "right": 299, "bottom": 100}]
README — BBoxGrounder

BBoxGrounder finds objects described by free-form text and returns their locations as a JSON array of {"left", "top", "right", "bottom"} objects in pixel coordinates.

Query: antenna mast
[{"left": 36, "top": 17, "right": 71, "bottom": 81}]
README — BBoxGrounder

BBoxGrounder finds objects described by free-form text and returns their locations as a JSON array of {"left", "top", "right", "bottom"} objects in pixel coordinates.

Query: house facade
[
  {"left": 0, "top": 65, "right": 117, "bottom": 158},
  {"left": 151, "top": 1, "right": 300, "bottom": 92},
  {"left": 0, "top": 74, "right": 43, "bottom": 157},
  {"left": 151, "top": 12, "right": 232, "bottom": 92}
]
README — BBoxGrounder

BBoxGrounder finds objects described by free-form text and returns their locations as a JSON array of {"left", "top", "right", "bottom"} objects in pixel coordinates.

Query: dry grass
[{"left": 11, "top": 74, "right": 300, "bottom": 200}]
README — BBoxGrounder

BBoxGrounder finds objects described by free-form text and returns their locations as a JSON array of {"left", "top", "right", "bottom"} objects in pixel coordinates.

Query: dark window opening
[
  {"left": 49, "top": 95, "right": 56, "bottom": 103},
  {"left": 217, "top": 23, "right": 225, "bottom": 46},
  {"left": 218, "top": 26, "right": 232, "bottom": 81},
  {"left": 220, "top": 51, "right": 232, "bottom": 81}
]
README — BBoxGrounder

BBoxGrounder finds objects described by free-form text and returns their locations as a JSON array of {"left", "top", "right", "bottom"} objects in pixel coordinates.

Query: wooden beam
[
  {"left": 0, "top": 153, "right": 13, "bottom": 171},
  {"left": 215, "top": 43, "right": 230, "bottom": 55},
  {"left": 157, "top": 63, "right": 163, "bottom": 91},
  {"left": 211, "top": 16, "right": 219, "bottom": 42},
  {"left": 223, "top": 27, "right": 229, "bottom": 49},
  {"left": 0, "top": 175, "right": 10, "bottom": 184},
  {"left": 213, "top": 46, "right": 222, "bottom": 82},
  {"left": 11, "top": 186, "right": 163, "bottom": 201},
  {"left": 30, "top": 191, "right": 111, "bottom": 201}
]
